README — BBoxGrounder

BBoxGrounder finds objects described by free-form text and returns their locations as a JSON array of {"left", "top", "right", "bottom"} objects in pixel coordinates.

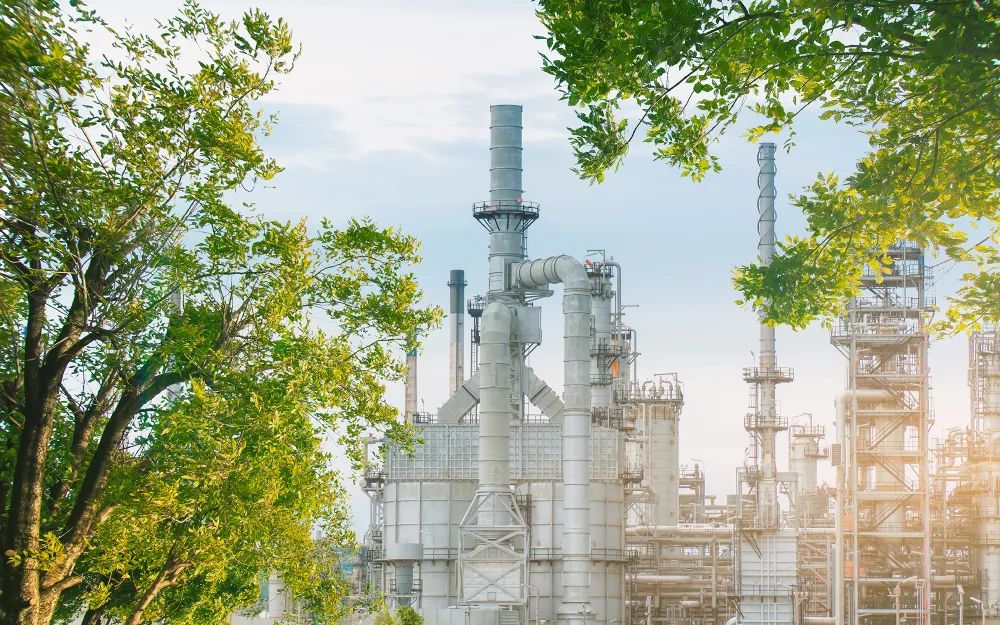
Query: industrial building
[{"left": 350, "top": 104, "right": 1000, "bottom": 625}]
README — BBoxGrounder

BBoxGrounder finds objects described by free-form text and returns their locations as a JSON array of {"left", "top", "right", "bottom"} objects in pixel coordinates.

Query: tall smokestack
[
  {"left": 490, "top": 105, "right": 522, "bottom": 205},
  {"left": 404, "top": 333, "right": 417, "bottom": 423},
  {"left": 483, "top": 105, "right": 531, "bottom": 296},
  {"left": 448, "top": 270, "right": 467, "bottom": 396}
]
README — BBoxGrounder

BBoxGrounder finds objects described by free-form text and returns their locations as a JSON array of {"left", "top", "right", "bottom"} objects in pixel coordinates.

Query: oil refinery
[{"left": 346, "top": 104, "right": 1000, "bottom": 625}]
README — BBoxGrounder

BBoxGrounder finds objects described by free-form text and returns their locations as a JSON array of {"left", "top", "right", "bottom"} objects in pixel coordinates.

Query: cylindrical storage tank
[
  {"left": 523, "top": 480, "right": 562, "bottom": 623},
  {"left": 383, "top": 480, "right": 475, "bottom": 623},
  {"left": 589, "top": 480, "right": 624, "bottom": 624},
  {"left": 521, "top": 477, "right": 624, "bottom": 623}
]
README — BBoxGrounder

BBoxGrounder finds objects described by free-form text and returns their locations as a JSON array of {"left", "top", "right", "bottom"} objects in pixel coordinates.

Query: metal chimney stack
[
  {"left": 404, "top": 336, "right": 417, "bottom": 423},
  {"left": 490, "top": 105, "right": 522, "bottom": 204},
  {"left": 448, "top": 270, "right": 467, "bottom": 396},
  {"left": 476, "top": 105, "right": 538, "bottom": 298}
]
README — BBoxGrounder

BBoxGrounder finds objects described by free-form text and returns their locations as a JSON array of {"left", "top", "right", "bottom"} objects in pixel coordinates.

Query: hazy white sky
[{"left": 91, "top": 0, "right": 973, "bottom": 534}]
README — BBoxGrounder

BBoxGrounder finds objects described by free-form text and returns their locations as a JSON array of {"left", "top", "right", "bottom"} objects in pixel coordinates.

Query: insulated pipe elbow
[
  {"left": 511, "top": 255, "right": 590, "bottom": 295},
  {"left": 511, "top": 255, "right": 594, "bottom": 625}
]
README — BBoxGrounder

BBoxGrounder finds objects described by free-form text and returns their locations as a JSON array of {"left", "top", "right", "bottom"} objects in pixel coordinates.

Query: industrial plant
[{"left": 348, "top": 104, "right": 1000, "bottom": 625}]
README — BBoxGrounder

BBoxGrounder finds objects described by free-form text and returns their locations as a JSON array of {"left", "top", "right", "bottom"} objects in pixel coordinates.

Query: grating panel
[{"left": 386, "top": 424, "right": 620, "bottom": 481}]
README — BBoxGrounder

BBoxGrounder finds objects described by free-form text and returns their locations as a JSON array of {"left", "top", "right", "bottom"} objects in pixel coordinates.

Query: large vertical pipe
[
  {"left": 478, "top": 302, "right": 513, "bottom": 526},
  {"left": 448, "top": 270, "right": 467, "bottom": 396},
  {"left": 834, "top": 394, "right": 848, "bottom": 625},
  {"left": 487, "top": 105, "right": 527, "bottom": 295},
  {"left": 511, "top": 256, "right": 593, "bottom": 625},
  {"left": 756, "top": 142, "right": 779, "bottom": 525}
]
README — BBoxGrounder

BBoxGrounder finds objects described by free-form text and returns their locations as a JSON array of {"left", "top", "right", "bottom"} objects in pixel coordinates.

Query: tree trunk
[
  {"left": 124, "top": 550, "right": 188, "bottom": 625},
  {"left": 1, "top": 289, "right": 60, "bottom": 625},
  {"left": 2, "top": 261, "right": 110, "bottom": 625},
  {"left": 81, "top": 608, "right": 103, "bottom": 625}
]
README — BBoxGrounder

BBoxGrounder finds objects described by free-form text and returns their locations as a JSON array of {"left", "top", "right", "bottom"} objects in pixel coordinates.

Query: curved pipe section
[{"left": 511, "top": 255, "right": 592, "bottom": 625}]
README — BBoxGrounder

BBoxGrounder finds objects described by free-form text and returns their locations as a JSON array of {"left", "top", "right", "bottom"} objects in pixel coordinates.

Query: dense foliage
[
  {"left": 536, "top": 0, "right": 1000, "bottom": 330},
  {"left": 0, "top": 2, "right": 439, "bottom": 624}
]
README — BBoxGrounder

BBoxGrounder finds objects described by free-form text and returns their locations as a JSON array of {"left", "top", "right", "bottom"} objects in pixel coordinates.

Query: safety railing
[
  {"left": 742, "top": 366, "right": 795, "bottom": 383},
  {"left": 744, "top": 414, "right": 789, "bottom": 430}
]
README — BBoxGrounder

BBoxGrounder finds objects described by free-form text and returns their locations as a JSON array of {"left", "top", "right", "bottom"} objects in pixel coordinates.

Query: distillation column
[
  {"left": 736, "top": 144, "right": 797, "bottom": 625},
  {"left": 788, "top": 423, "right": 828, "bottom": 522},
  {"left": 588, "top": 262, "right": 625, "bottom": 624},
  {"left": 971, "top": 328, "right": 1000, "bottom": 623},
  {"left": 649, "top": 380, "right": 681, "bottom": 526},
  {"left": 741, "top": 142, "right": 793, "bottom": 529},
  {"left": 755, "top": 142, "right": 780, "bottom": 526}
]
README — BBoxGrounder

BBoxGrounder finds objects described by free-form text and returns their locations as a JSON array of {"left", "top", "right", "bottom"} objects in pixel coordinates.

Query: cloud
[{"left": 89, "top": 0, "right": 975, "bottom": 534}]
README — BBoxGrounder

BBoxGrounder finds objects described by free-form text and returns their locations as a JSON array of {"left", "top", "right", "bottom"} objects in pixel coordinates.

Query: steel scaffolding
[{"left": 831, "top": 241, "right": 934, "bottom": 625}]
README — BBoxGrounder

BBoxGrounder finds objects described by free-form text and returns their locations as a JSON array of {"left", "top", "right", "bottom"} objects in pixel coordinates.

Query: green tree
[
  {"left": 0, "top": 2, "right": 440, "bottom": 624},
  {"left": 396, "top": 606, "right": 424, "bottom": 625},
  {"left": 535, "top": 0, "right": 1000, "bottom": 329}
]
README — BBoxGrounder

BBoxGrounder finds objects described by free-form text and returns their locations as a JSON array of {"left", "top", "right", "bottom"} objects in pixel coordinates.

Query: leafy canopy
[
  {"left": 535, "top": 0, "right": 1000, "bottom": 331},
  {"left": 0, "top": 2, "right": 440, "bottom": 625}
]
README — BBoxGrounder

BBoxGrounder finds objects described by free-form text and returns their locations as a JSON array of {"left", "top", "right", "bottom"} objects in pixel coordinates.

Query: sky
[{"left": 91, "top": 0, "right": 974, "bottom": 535}]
